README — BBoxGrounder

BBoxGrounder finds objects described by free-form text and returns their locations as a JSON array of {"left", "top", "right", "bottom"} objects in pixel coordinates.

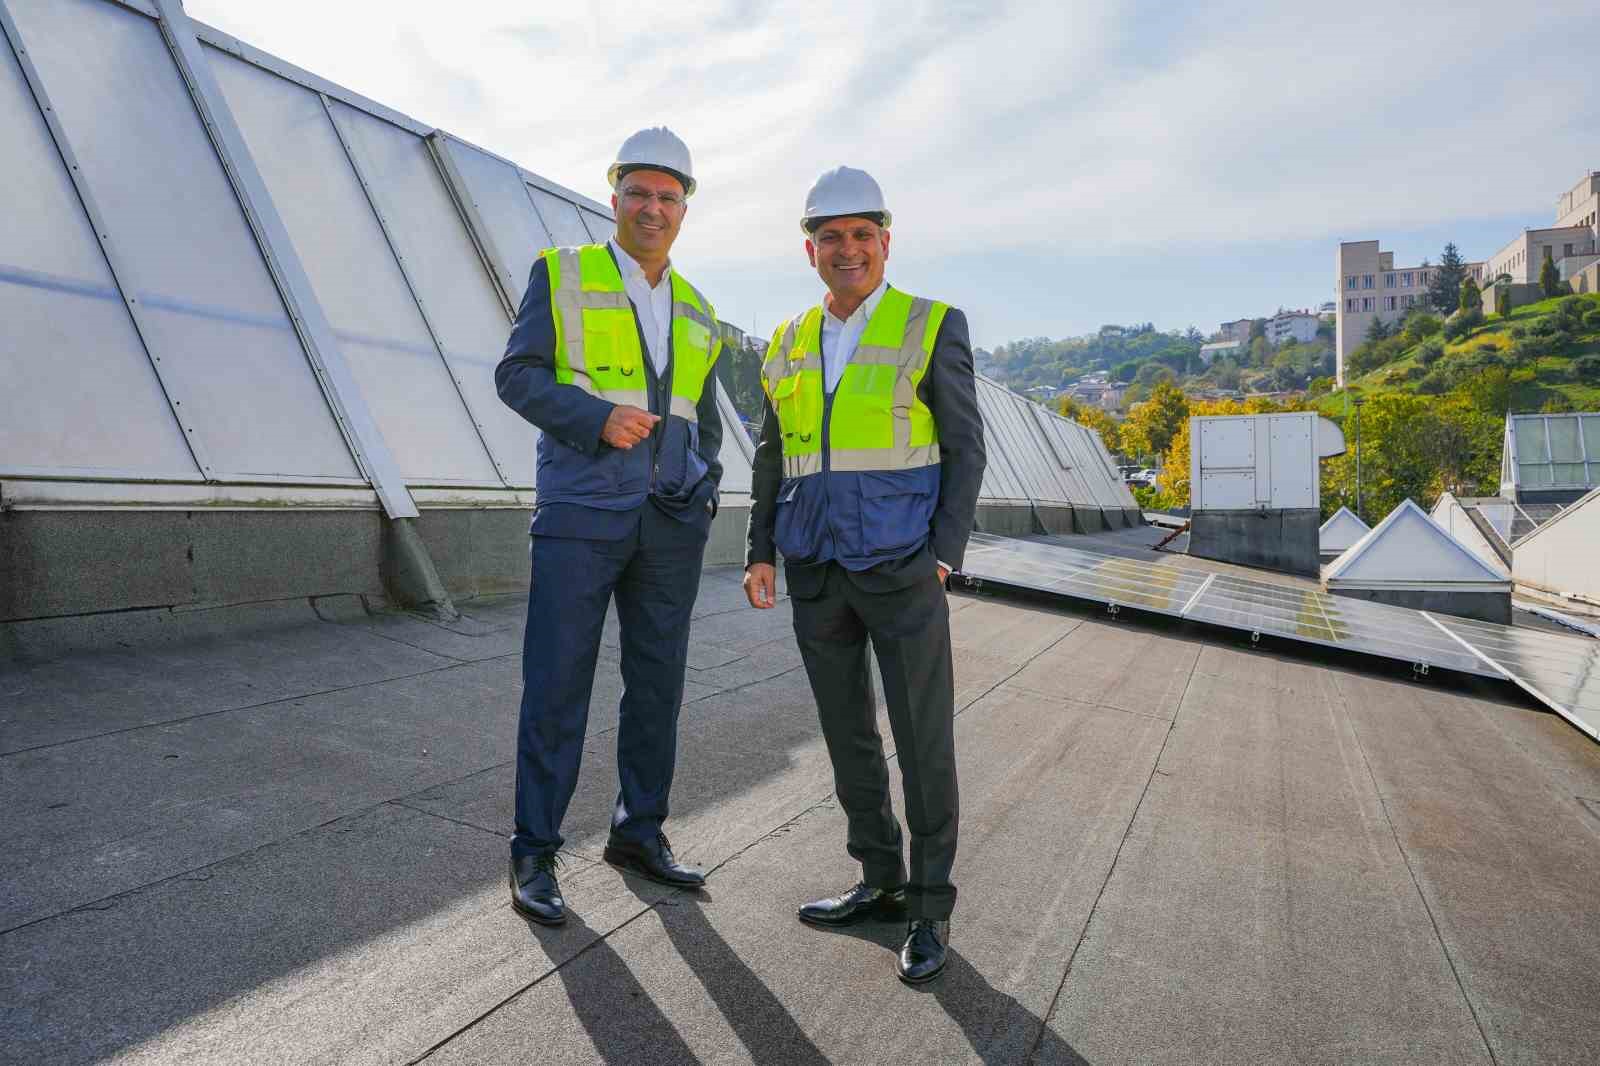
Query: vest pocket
[
  {"left": 652, "top": 418, "right": 708, "bottom": 501},
  {"left": 773, "top": 476, "right": 824, "bottom": 562},
  {"left": 582, "top": 310, "right": 640, "bottom": 382},
  {"left": 854, "top": 471, "right": 935, "bottom": 559}
]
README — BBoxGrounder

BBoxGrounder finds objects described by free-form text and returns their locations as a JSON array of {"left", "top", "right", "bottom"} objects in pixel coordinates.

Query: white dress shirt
[
  {"left": 609, "top": 239, "right": 671, "bottom": 378},
  {"left": 820, "top": 279, "right": 889, "bottom": 394}
]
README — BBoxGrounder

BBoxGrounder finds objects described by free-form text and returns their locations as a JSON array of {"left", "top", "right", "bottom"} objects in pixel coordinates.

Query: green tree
[
  {"left": 1365, "top": 316, "right": 1393, "bottom": 343},
  {"left": 1455, "top": 365, "right": 1511, "bottom": 415},
  {"left": 1540, "top": 254, "right": 1563, "bottom": 298},
  {"left": 715, "top": 332, "right": 766, "bottom": 423},
  {"left": 1120, "top": 380, "right": 1189, "bottom": 462},
  {"left": 1321, "top": 393, "right": 1499, "bottom": 520},
  {"left": 1427, "top": 243, "right": 1468, "bottom": 313},
  {"left": 1113, "top": 360, "right": 1139, "bottom": 383},
  {"left": 1494, "top": 284, "right": 1512, "bottom": 318},
  {"left": 1459, "top": 276, "right": 1482, "bottom": 314}
]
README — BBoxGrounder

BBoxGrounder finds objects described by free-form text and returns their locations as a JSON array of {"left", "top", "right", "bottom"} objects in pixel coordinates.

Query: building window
[
  {"left": 1362, "top": 275, "right": 1374, "bottom": 289},
  {"left": 1384, "top": 274, "right": 1396, "bottom": 288},
  {"left": 1384, "top": 296, "right": 1397, "bottom": 310},
  {"left": 1402, "top": 295, "right": 1415, "bottom": 308},
  {"left": 1565, "top": 243, "right": 1574, "bottom": 256},
  {"left": 1361, "top": 297, "right": 1374, "bottom": 311},
  {"left": 1346, "top": 275, "right": 1358, "bottom": 290},
  {"left": 1402, "top": 272, "right": 1413, "bottom": 286}
]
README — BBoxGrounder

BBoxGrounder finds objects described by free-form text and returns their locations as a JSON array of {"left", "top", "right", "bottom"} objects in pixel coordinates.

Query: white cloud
[{"left": 186, "top": 0, "right": 1597, "bottom": 340}]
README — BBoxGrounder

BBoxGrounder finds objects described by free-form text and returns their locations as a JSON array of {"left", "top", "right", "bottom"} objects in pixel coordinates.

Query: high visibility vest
[
  {"left": 543, "top": 244, "right": 720, "bottom": 419},
  {"left": 761, "top": 287, "right": 948, "bottom": 477}
]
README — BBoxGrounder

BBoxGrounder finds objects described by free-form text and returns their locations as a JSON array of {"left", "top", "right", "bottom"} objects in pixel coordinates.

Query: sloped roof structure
[
  {"left": 1318, "top": 506, "right": 1370, "bottom": 555},
  {"left": 1512, "top": 483, "right": 1600, "bottom": 606},
  {"left": 972, "top": 374, "right": 1138, "bottom": 526},
  {"left": 3, "top": 0, "right": 714, "bottom": 516},
  {"left": 1500, "top": 411, "right": 1600, "bottom": 502},
  {"left": 1428, "top": 493, "right": 1513, "bottom": 573},
  {"left": 1, "top": 0, "right": 1124, "bottom": 537},
  {"left": 1325, "top": 499, "right": 1510, "bottom": 591}
]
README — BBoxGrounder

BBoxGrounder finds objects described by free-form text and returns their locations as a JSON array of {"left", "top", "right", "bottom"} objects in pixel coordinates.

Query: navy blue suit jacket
[{"left": 496, "top": 251, "right": 724, "bottom": 540}]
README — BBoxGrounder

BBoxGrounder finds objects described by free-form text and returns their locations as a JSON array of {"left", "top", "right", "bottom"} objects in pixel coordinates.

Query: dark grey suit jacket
[{"left": 745, "top": 304, "right": 987, "bottom": 598}]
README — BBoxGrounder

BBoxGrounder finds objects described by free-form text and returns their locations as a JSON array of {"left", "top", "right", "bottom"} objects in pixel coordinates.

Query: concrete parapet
[
  {"left": 1188, "top": 508, "right": 1321, "bottom": 575},
  {"left": 974, "top": 504, "right": 1040, "bottom": 537},
  {"left": 1072, "top": 506, "right": 1106, "bottom": 534},
  {"left": 1035, "top": 505, "right": 1076, "bottom": 535},
  {"left": 1330, "top": 587, "right": 1512, "bottom": 625},
  {"left": 0, "top": 509, "right": 385, "bottom": 623}
]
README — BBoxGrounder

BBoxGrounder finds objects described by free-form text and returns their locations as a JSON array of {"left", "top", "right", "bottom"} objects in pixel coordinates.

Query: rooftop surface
[{"left": 5, "top": 554, "right": 1600, "bottom": 1065}]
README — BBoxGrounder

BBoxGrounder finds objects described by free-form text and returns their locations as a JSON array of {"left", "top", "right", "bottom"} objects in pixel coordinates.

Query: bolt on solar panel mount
[
  {"left": 1106, "top": 602, "right": 1121, "bottom": 616},
  {"left": 1413, "top": 661, "right": 1431, "bottom": 677}
]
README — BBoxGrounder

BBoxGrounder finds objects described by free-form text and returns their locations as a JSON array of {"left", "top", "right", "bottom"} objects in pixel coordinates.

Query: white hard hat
[
  {"left": 801, "top": 166, "right": 891, "bottom": 234},
  {"left": 608, "top": 126, "right": 695, "bottom": 197}
]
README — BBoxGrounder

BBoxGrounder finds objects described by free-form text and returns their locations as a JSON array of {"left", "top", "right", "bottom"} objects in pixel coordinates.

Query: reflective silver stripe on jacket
[{"left": 782, "top": 452, "right": 824, "bottom": 478}]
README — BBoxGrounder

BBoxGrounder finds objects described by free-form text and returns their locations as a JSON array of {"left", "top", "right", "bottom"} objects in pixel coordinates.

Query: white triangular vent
[{"left": 1325, "top": 499, "right": 1510, "bottom": 589}]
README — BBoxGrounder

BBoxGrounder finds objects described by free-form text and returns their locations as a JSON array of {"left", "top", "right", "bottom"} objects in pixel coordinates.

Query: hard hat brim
[
  {"left": 608, "top": 163, "right": 696, "bottom": 198},
  {"left": 800, "top": 210, "right": 890, "bottom": 235}
]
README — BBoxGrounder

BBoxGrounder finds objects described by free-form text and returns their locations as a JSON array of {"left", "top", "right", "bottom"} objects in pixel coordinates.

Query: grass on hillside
[{"left": 1316, "top": 294, "right": 1600, "bottom": 418}]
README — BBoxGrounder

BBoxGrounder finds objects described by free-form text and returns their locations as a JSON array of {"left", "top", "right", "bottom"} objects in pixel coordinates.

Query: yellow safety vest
[
  {"left": 544, "top": 244, "right": 720, "bottom": 419},
  {"left": 761, "top": 287, "right": 947, "bottom": 477}
]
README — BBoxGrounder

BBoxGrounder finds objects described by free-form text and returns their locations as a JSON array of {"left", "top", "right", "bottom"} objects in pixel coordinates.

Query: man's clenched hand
[{"left": 601, "top": 405, "right": 660, "bottom": 449}]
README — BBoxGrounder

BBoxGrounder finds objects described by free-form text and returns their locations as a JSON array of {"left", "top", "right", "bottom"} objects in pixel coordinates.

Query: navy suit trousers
[{"left": 511, "top": 503, "right": 707, "bottom": 858}]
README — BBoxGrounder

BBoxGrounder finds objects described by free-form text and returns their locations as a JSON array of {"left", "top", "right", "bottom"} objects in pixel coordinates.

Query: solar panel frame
[{"left": 959, "top": 532, "right": 1600, "bottom": 739}]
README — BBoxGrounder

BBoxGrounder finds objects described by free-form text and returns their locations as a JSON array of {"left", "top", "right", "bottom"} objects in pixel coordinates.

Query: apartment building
[
  {"left": 1217, "top": 318, "right": 1254, "bottom": 342},
  {"left": 1335, "top": 171, "right": 1600, "bottom": 384},
  {"left": 1264, "top": 310, "right": 1320, "bottom": 345},
  {"left": 1334, "top": 242, "right": 1484, "bottom": 383},
  {"left": 1481, "top": 225, "right": 1597, "bottom": 284}
]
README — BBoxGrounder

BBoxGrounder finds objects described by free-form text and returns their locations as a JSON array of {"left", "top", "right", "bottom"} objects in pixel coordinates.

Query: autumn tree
[
  {"left": 1057, "top": 395, "right": 1123, "bottom": 456},
  {"left": 1119, "top": 380, "right": 1189, "bottom": 463},
  {"left": 1156, "top": 395, "right": 1300, "bottom": 505}
]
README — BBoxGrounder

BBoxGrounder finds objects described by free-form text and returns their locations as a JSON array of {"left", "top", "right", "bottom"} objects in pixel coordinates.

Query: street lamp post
[{"left": 1352, "top": 397, "right": 1365, "bottom": 522}]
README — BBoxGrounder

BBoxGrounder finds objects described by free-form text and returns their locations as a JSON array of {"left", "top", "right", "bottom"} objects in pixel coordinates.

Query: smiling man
[
  {"left": 743, "top": 167, "right": 986, "bottom": 984},
  {"left": 495, "top": 127, "right": 724, "bottom": 926}
]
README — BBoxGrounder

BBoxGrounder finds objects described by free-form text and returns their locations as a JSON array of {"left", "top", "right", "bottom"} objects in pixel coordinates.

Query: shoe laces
[
  {"left": 655, "top": 831, "right": 674, "bottom": 853},
  {"left": 532, "top": 852, "right": 564, "bottom": 874}
]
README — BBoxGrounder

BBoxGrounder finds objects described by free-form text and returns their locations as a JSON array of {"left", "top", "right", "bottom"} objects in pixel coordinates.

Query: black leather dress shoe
[
  {"left": 797, "top": 881, "right": 907, "bottom": 927},
  {"left": 509, "top": 852, "right": 566, "bottom": 926},
  {"left": 603, "top": 832, "right": 706, "bottom": 888},
  {"left": 897, "top": 918, "right": 950, "bottom": 984}
]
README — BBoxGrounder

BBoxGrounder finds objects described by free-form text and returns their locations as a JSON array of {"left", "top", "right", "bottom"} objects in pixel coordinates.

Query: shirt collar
[
  {"left": 824, "top": 279, "right": 889, "bottom": 327},
  {"left": 608, "top": 238, "right": 670, "bottom": 286}
]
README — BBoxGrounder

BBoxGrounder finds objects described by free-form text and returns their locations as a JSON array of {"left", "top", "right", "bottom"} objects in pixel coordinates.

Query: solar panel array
[{"left": 956, "top": 533, "right": 1600, "bottom": 742}]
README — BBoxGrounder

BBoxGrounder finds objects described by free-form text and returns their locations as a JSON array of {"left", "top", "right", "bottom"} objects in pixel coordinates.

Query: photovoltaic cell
[{"left": 959, "top": 533, "right": 1600, "bottom": 741}]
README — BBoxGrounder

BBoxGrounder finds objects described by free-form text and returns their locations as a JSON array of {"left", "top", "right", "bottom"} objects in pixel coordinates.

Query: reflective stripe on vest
[
  {"left": 761, "top": 287, "right": 947, "bottom": 479},
  {"left": 546, "top": 245, "right": 721, "bottom": 420}
]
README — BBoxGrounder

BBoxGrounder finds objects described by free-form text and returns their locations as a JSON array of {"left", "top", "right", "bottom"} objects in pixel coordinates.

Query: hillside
[
  {"left": 983, "top": 320, "right": 1335, "bottom": 401},
  {"left": 1315, "top": 294, "right": 1600, "bottom": 417}
]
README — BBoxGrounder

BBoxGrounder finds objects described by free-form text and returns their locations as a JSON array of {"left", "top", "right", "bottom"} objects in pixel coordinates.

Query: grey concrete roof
[{"left": 5, "top": 567, "right": 1600, "bottom": 1065}]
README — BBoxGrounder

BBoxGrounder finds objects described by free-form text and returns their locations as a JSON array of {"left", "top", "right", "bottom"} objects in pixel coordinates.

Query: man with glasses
[{"left": 496, "top": 127, "right": 725, "bottom": 925}]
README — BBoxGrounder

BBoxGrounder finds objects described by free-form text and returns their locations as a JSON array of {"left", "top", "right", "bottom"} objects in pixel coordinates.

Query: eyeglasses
[{"left": 620, "top": 186, "right": 685, "bottom": 209}]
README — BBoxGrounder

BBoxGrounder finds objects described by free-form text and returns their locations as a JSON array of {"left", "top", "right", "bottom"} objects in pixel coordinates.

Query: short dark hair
[{"left": 803, "top": 212, "right": 887, "bottom": 235}]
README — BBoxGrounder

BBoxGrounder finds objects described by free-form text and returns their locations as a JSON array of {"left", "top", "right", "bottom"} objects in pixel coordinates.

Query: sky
[{"left": 185, "top": 0, "right": 1600, "bottom": 350}]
